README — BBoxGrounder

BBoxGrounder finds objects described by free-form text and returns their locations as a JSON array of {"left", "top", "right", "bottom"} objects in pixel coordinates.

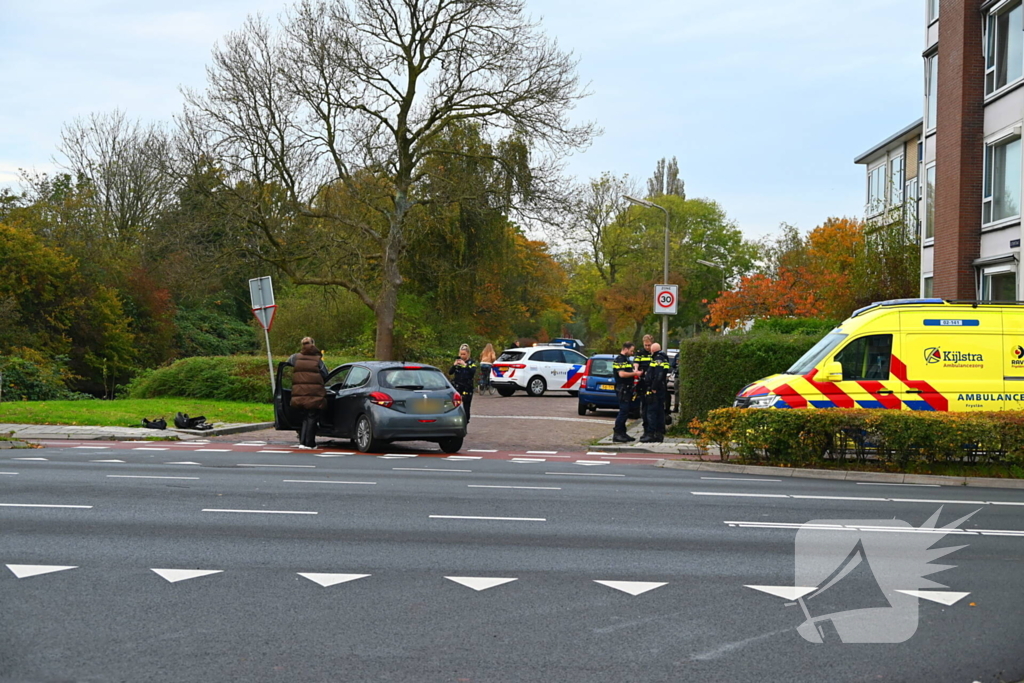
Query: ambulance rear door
[{"left": 899, "top": 309, "right": 1003, "bottom": 412}]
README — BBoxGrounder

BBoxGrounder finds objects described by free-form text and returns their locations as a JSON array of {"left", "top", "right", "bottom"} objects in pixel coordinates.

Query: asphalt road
[{"left": 1, "top": 444, "right": 1022, "bottom": 683}]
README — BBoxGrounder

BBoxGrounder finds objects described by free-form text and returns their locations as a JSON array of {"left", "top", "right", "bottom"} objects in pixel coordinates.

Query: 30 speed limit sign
[{"left": 654, "top": 284, "right": 678, "bottom": 315}]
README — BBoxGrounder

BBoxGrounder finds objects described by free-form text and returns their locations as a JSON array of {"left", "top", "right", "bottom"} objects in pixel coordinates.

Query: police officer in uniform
[
  {"left": 613, "top": 342, "right": 642, "bottom": 443},
  {"left": 640, "top": 342, "right": 671, "bottom": 443},
  {"left": 448, "top": 343, "right": 478, "bottom": 423},
  {"left": 632, "top": 334, "right": 654, "bottom": 436}
]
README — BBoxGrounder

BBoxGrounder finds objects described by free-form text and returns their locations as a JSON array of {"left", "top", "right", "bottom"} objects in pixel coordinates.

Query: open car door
[{"left": 273, "top": 362, "right": 303, "bottom": 430}]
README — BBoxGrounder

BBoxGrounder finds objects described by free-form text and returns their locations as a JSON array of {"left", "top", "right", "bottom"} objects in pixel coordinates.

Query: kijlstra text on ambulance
[{"left": 735, "top": 299, "right": 1024, "bottom": 412}]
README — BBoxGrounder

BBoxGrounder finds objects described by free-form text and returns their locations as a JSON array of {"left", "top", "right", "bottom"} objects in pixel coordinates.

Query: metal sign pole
[{"left": 264, "top": 327, "right": 275, "bottom": 394}]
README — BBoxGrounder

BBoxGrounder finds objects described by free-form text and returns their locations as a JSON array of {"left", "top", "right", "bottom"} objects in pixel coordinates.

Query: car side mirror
[{"left": 823, "top": 361, "right": 844, "bottom": 383}]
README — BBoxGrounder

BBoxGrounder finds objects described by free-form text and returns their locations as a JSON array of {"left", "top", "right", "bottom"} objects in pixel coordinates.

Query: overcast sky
[{"left": 0, "top": 0, "right": 922, "bottom": 239}]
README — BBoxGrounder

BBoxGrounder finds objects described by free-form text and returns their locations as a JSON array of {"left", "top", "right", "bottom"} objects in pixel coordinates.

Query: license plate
[
  {"left": 600, "top": 384, "right": 614, "bottom": 391},
  {"left": 410, "top": 398, "right": 443, "bottom": 414}
]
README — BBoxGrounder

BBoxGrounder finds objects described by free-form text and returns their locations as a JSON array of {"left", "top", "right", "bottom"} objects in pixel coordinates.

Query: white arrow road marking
[
  {"left": 151, "top": 568, "right": 224, "bottom": 583},
  {"left": 895, "top": 590, "right": 971, "bottom": 605},
  {"left": 12, "top": 458, "right": 48, "bottom": 461},
  {"left": 6, "top": 564, "right": 78, "bottom": 579},
  {"left": 594, "top": 580, "right": 667, "bottom": 596},
  {"left": 90, "top": 459, "right": 126, "bottom": 463},
  {"left": 745, "top": 585, "right": 818, "bottom": 601},
  {"left": 445, "top": 576, "right": 518, "bottom": 591},
  {"left": 298, "top": 572, "right": 370, "bottom": 588}
]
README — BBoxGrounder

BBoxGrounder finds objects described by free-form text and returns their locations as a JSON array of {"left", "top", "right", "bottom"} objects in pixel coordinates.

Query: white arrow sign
[
  {"left": 6, "top": 564, "right": 78, "bottom": 579},
  {"left": 594, "top": 580, "right": 667, "bottom": 596},
  {"left": 445, "top": 576, "right": 518, "bottom": 592},
  {"left": 298, "top": 573, "right": 370, "bottom": 588},
  {"left": 895, "top": 590, "right": 971, "bottom": 606},
  {"left": 745, "top": 585, "right": 818, "bottom": 601},
  {"left": 151, "top": 568, "right": 224, "bottom": 583}
]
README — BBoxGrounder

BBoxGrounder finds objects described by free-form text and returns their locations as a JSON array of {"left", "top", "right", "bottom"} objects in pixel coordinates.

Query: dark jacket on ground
[{"left": 288, "top": 346, "right": 329, "bottom": 411}]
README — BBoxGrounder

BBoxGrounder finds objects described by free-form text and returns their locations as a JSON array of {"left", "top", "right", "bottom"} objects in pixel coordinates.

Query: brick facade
[{"left": 933, "top": 0, "right": 985, "bottom": 299}]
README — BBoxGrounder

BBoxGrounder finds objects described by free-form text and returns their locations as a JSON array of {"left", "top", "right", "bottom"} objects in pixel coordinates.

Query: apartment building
[
  {"left": 854, "top": 118, "right": 923, "bottom": 234},
  {"left": 859, "top": 0, "right": 1023, "bottom": 301}
]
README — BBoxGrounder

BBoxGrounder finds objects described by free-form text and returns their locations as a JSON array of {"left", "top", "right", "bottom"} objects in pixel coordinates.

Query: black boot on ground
[
  {"left": 612, "top": 432, "right": 632, "bottom": 443},
  {"left": 638, "top": 433, "right": 655, "bottom": 443},
  {"left": 650, "top": 433, "right": 664, "bottom": 443}
]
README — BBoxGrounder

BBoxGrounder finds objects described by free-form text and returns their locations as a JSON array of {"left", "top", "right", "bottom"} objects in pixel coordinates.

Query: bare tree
[
  {"left": 58, "top": 110, "right": 175, "bottom": 243},
  {"left": 566, "top": 172, "right": 638, "bottom": 286},
  {"left": 646, "top": 156, "right": 684, "bottom": 199},
  {"left": 179, "top": 0, "right": 596, "bottom": 359}
]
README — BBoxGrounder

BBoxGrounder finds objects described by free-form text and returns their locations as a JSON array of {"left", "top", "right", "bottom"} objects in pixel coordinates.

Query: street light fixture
[{"left": 624, "top": 195, "right": 671, "bottom": 350}]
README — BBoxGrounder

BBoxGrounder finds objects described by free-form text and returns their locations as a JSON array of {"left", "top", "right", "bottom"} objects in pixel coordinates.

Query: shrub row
[
  {"left": 686, "top": 408, "right": 1024, "bottom": 468},
  {"left": 675, "top": 333, "right": 822, "bottom": 422},
  {"left": 0, "top": 354, "right": 93, "bottom": 402}
]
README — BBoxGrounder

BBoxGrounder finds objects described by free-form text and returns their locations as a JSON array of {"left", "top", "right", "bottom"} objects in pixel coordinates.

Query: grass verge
[{"left": 0, "top": 399, "right": 273, "bottom": 428}]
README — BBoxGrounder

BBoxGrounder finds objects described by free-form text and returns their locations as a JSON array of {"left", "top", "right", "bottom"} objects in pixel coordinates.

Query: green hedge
[
  {"left": 0, "top": 355, "right": 93, "bottom": 402},
  {"left": 125, "top": 354, "right": 358, "bottom": 403},
  {"left": 676, "top": 333, "right": 821, "bottom": 422},
  {"left": 686, "top": 408, "right": 1024, "bottom": 471}
]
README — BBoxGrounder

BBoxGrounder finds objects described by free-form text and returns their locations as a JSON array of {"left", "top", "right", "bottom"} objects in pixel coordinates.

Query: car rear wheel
[
  {"left": 354, "top": 415, "right": 383, "bottom": 453},
  {"left": 526, "top": 376, "right": 546, "bottom": 397},
  {"left": 568, "top": 390, "right": 579, "bottom": 397},
  {"left": 496, "top": 386, "right": 516, "bottom": 397},
  {"left": 438, "top": 437, "right": 463, "bottom": 454},
  {"left": 577, "top": 402, "right": 588, "bottom": 416}
]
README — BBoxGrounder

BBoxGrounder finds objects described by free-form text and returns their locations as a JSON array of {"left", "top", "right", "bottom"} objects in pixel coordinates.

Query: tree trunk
[{"left": 375, "top": 195, "right": 407, "bottom": 361}]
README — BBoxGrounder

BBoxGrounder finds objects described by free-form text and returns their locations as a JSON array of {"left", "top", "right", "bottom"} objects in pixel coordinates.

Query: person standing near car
[
  {"left": 479, "top": 343, "right": 496, "bottom": 392},
  {"left": 288, "top": 336, "right": 329, "bottom": 449},
  {"left": 613, "top": 341, "right": 642, "bottom": 443},
  {"left": 632, "top": 334, "right": 654, "bottom": 433},
  {"left": 640, "top": 342, "right": 671, "bottom": 443},
  {"left": 449, "top": 344, "right": 478, "bottom": 423}
]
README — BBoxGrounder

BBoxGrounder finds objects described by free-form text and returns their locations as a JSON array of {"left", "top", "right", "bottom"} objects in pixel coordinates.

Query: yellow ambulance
[{"left": 734, "top": 299, "right": 1024, "bottom": 412}]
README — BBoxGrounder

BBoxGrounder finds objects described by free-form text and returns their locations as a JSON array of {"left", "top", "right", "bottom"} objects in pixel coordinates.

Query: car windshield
[
  {"left": 378, "top": 367, "right": 449, "bottom": 390},
  {"left": 785, "top": 332, "right": 848, "bottom": 375},
  {"left": 589, "top": 359, "right": 614, "bottom": 377},
  {"left": 497, "top": 351, "right": 525, "bottom": 362}
]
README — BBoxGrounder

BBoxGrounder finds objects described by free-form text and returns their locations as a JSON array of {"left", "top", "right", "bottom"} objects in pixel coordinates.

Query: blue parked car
[{"left": 577, "top": 354, "right": 640, "bottom": 417}]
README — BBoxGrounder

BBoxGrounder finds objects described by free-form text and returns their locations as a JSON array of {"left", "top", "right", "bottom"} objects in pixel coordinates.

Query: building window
[
  {"left": 922, "top": 275, "right": 933, "bottom": 298},
  {"left": 867, "top": 164, "right": 886, "bottom": 216},
  {"left": 924, "top": 164, "right": 936, "bottom": 239},
  {"left": 906, "top": 177, "right": 920, "bottom": 230},
  {"left": 928, "top": 0, "right": 939, "bottom": 23},
  {"left": 926, "top": 55, "right": 938, "bottom": 130},
  {"left": 983, "top": 136, "right": 1022, "bottom": 225},
  {"left": 890, "top": 156, "right": 904, "bottom": 205},
  {"left": 982, "top": 266, "right": 1017, "bottom": 301},
  {"left": 986, "top": 2, "right": 1024, "bottom": 95}
]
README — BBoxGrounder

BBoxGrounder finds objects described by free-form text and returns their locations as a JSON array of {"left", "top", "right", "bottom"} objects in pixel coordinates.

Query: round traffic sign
[{"left": 657, "top": 290, "right": 675, "bottom": 309}]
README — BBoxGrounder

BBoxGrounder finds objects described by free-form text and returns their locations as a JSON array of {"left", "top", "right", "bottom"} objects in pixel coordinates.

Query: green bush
[
  {"left": 750, "top": 318, "right": 840, "bottom": 335},
  {"left": 687, "top": 408, "right": 1024, "bottom": 470},
  {"left": 125, "top": 353, "right": 365, "bottom": 403},
  {"left": 175, "top": 307, "right": 259, "bottom": 358},
  {"left": 675, "top": 332, "right": 822, "bottom": 422},
  {"left": 0, "top": 354, "right": 93, "bottom": 402}
]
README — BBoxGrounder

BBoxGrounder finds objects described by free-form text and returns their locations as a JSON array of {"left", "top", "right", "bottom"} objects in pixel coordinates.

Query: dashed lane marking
[
  {"left": 202, "top": 508, "right": 317, "bottom": 515},
  {"left": 467, "top": 449, "right": 497, "bottom": 453},
  {"left": 73, "top": 446, "right": 108, "bottom": 450},
  {"left": 855, "top": 482, "right": 941, "bottom": 487},
  {"left": 468, "top": 485, "right": 561, "bottom": 490},
  {"left": 257, "top": 450, "right": 293, "bottom": 454},
  {"left": 107, "top": 475, "right": 200, "bottom": 480},
  {"left": 165, "top": 461, "right": 201, "bottom": 465},
  {"left": 725, "top": 520, "right": 1024, "bottom": 537},
  {"left": 693, "top": 491, "right": 1024, "bottom": 506},
  {"left": 12, "top": 457, "right": 48, "bottom": 461},
  {"left": 392, "top": 467, "right": 472, "bottom": 473},
  {"left": 587, "top": 452, "right": 614, "bottom": 456},
  {"left": 575, "top": 460, "right": 610, "bottom": 466},
  {"left": 526, "top": 451, "right": 558, "bottom": 455},
  {"left": 313, "top": 452, "right": 351, "bottom": 457},
  {"left": 237, "top": 464, "right": 315, "bottom": 469},
  {"left": 429, "top": 515, "right": 545, "bottom": 522},
  {"left": 544, "top": 472, "right": 625, "bottom": 477},
  {"left": 445, "top": 456, "right": 482, "bottom": 460},
  {"left": 700, "top": 477, "right": 782, "bottom": 482},
  {"left": 0, "top": 472, "right": 18, "bottom": 475},
  {"left": 0, "top": 503, "right": 92, "bottom": 509},
  {"left": 133, "top": 448, "right": 167, "bottom": 451},
  {"left": 283, "top": 480, "right": 376, "bottom": 485},
  {"left": 90, "top": 459, "right": 126, "bottom": 463},
  {"left": 194, "top": 449, "right": 230, "bottom": 452},
  {"left": 511, "top": 458, "right": 545, "bottom": 463}
]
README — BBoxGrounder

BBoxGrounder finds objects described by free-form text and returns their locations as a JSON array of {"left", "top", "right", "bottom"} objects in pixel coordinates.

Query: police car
[{"left": 490, "top": 343, "right": 589, "bottom": 397}]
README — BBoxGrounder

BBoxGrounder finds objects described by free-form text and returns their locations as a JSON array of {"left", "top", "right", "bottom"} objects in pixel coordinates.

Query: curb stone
[{"left": 656, "top": 459, "right": 1024, "bottom": 490}]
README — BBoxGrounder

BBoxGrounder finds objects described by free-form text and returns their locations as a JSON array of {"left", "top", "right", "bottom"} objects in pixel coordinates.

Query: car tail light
[
  {"left": 369, "top": 391, "right": 394, "bottom": 408},
  {"left": 403, "top": 366, "right": 422, "bottom": 370},
  {"left": 452, "top": 392, "right": 463, "bottom": 409},
  {"left": 583, "top": 359, "right": 593, "bottom": 376}
]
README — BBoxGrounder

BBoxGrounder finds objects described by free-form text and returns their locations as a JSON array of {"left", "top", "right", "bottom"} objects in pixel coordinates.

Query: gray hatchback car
[{"left": 274, "top": 361, "right": 468, "bottom": 453}]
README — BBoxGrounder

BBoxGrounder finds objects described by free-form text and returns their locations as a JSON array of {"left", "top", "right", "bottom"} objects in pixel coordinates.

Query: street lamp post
[{"left": 624, "top": 195, "right": 670, "bottom": 350}]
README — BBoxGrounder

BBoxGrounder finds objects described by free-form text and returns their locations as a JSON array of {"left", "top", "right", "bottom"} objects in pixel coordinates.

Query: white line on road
[
  {"left": 0, "top": 472, "right": 18, "bottom": 475},
  {"left": 697, "top": 491, "right": 1024, "bottom": 506},
  {"left": 575, "top": 460, "right": 610, "bottom": 466},
  {"left": 107, "top": 475, "right": 200, "bottom": 480},
  {"left": 429, "top": 515, "right": 546, "bottom": 521},
  {"left": 445, "top": 456, "right": 482, "bottom": 460},
  {"left": 133, "top": 447, "right": 167, "bottom": 451},
  {"left": 472, "top": 415, "right": 609, "bottom": 424},
  {"left": 165, "top": 461, "right": 201, "bottom": 465},
  {"left": 392, "top": 467, "right": 472, "bottom": 472},
  {"left": 257, "top": 450, "right": 293, "bottom": 453},
  {"left": 283, "top": 480, "right": 376, "bottom": 485},
  {"left": 12, "top": 457, "right": 48, "bottom": 461},
  {"left": 90, "top": 459, "right": 126, "bottom": 463},
  {"left": 511, "top": 458, "right": 545, "bottom": 463},
  {"left": 587, "top": 452, "right": 614, "bottom": 456},
  {"left": 526, "top": 451, "right": 558, "bottom": 454},
  {"left": 724, "top": 520, "right": 1024, "bottom": 538},
  {"left": 544, "top": 472, "right": 625, "bottom": 477},
  {"left": 194, "top": 449, "right": 230, "bottom": 452},
  {"left": 467, "top": 449, "right": 497, "bottom": 453},
  {"left": 0, "top": 503, "right": 92, "bottom": 509},
  {"left": 202, "top": 508, "right": 317, "bottom": 515},
  {"left": 701, "top": 477, "right": 783, "bottom": 482},
  {"left": 237, "top": 464, "right": 316, "bottom": 468},
  {"left": 73, "top": 446, "right": 108, "bottom": 449},
  {"left": 855, "top": 482, "right": 941, "bottom": 487},
  {"left": 598, "top": 456, "right": 664, "bottom": 461},
  {"left": 468, "top": 485, "right": 561, "bottom": 490}
]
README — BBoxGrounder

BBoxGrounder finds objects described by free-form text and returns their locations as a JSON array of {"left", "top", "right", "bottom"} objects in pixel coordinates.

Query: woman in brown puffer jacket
[{"left": 288, "top": 337, "right": 329, "bottom": 449}]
